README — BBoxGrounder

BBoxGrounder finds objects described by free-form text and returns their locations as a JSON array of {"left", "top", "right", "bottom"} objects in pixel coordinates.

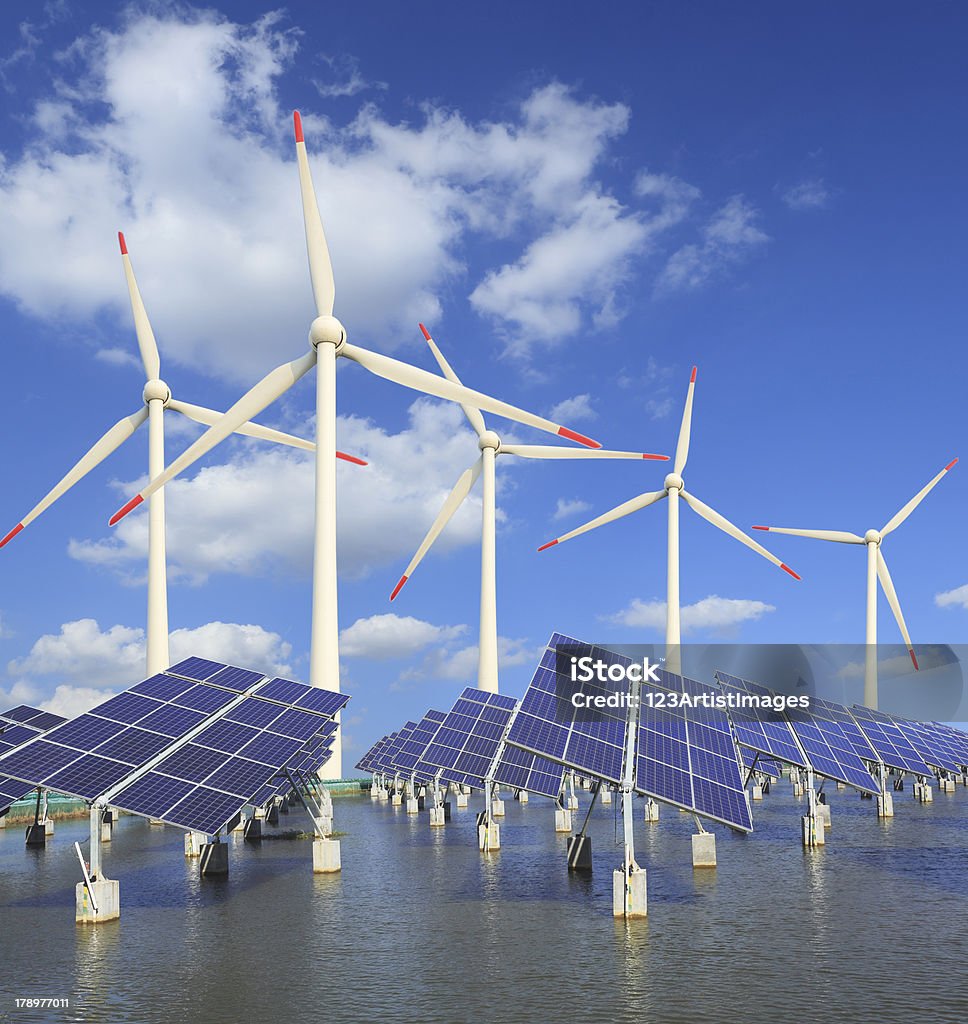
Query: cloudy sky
[{"left": 0, "top": 2, "right": 965, "bottom": 757}]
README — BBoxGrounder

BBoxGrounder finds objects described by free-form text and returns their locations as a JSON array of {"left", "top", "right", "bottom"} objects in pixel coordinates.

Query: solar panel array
[
  {"left": 715, "top": 672, "right": 808, "bottom": 769},
  {"left": 391, "top": 709, "right": 447, "bottom": 781},
  {"left": 740, "top": 747, "right": 782, "bottom": 779},
  {"left": 848, "top": 705, "right": 934, "bottom": 776},
  {"left": 1, "top": 706, "right": 70, "bottom": 814},
  {"left": 492, "top": 743, "right": 567, "bottom": 799},
  {"left": 504, "top": 637, "right": 628, "bottom": 785},
  {"left": 356, "top": 735, "right": 390, "bottom": 774},
  {"left": 0, "top": 661, "right": 348, "bottom": 835},
  {"left": 417, "top": 688, "right": 517, "bottom": 788}
]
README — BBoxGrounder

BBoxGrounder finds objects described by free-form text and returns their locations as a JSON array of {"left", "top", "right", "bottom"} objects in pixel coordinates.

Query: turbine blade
[
  {"left": 340, "top": 342, "right": 601, "bottom": 447},
  {"left": 681, "top": 489, "right": 800, "bottom": 579},
  {"left": 673, "top": 366, "right": 697, "bottom": 475},
  {"left": 109, "top": 351, "right": 317, "bottom": 524},
  {"left": 293, "top": 111, "right": 336, "bottom": 317},
  {"left": 751, "top": 526, "right": 864, "bottom": 544},
  {"left": 2, "top": 407, "right": 148, "bottom": 546},
  {"left": 168, "top": 398, "right": 315, "bottom": 453},
  {"left": 390, "top": 457, "right": 483, "bottom": 599},
  {"left": 881, "top": 459, "right": 958, "bottom": 537},
  {"left": 419, "top": 323, "right": 486, "bottom": 438},
  {"left": 501, "top": 444, "right": 668, "bottom": 461},
  {"left": 538, "top": 490, "right": 667, "bottom": 551},
  {"left": 876, "top": 548, "right": 918, "bottom": 669},
  {"left": 118, "top": 233, "right": 161, "bottom": 380}
]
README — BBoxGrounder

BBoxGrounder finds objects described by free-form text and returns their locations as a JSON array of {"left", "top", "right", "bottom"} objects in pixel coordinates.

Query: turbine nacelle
[
  {"left": 143, "top": 379, "right": 171, "bottom": 406},
  {"left": 309, "top": 315, "right": 346, "bottom": 350},
  {"left": 864, "top": 528, "right": 882, "bottom": 545},
  {"left": 664, "top": 472, "right": 684, "bottom": 492},
  {"left": 478, "top": 430, "right": 501, "bottom": 452}
]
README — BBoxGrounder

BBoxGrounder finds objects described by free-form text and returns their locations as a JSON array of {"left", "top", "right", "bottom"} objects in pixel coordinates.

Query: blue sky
[{"left": 0, "top": 2, "right": 965, "bottom": 756}]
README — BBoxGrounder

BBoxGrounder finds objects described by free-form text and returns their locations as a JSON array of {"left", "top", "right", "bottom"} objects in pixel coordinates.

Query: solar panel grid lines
[
  {"left": 740, "top": 748, "right": 782, "bottom": 779},
  {"left": 1, "top": 705, "right": 69, "bottom": 730},
  {"left": 932, "top": 723, "right": 968, "bottom": 768},
  {"left": 392, "top": 710, "right": 448, "bottom": 780},
  {"left": 492, "top": 742, "right": 567, "bottom": 799},
  {"left": 855, "top": 708, "right": 962, "bottom": 774},
  {"left": 714, "top": 672, "right": 809, "bottom": 769},
  {"left": 355, "top": 735, "right": 389, "bottom": 773},
  {"left": 849, "top": 705, "right": 934, "bottom": 776},
  {"left": 0, "top": 706, "right": 70, "bottom": 815}
]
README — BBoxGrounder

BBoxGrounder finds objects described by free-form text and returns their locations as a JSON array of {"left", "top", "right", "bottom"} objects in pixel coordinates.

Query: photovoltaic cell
[
  {"left": 849, "top": 706, "right": 936, "bottom": 776},
  {"left": 740, "top": 748, "right": 782, "bottom": 779},
  {"left": 391, "top": 710, "right": 447, "bottom": 778},
  {"left": 492, "top": 743, "right": 567, "bottom": 799},
  {"left": 129, "top": 674, "right": 196, "bottom": 702},
  {"left": 167, "top": 657, "right": 228, "bottom": 682},
  {"left": 714, "top": 672, "right": 808, "bottom": 768},
  {"left": 0, "top": 706, "right": 69, "bottom": 815}
]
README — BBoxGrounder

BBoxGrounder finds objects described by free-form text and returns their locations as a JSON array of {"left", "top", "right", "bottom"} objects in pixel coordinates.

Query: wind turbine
[
  {"left": 752, "top": 458, "right": 958, "bottom": 708},
  {"left": 109, "top": 111, "right": 599, "bottom": 774},
  {"left": 0, "top": 233, "right": 342, "bottom": 677},
  {"left": 390, "top": 324, "right": 669, "bottom": 692},
  {"left": 538, "top": 368, "right": 800, "bottom": 673}
]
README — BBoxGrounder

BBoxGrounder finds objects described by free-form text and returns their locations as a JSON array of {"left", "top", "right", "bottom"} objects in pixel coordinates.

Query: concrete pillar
[
  {"left": 429, "top": 806, "right": 446, "bottom": 827},
  {"left": 555, "top": 808, "right": 572, "bottom": 833},
  {"left": 922, "top": 784, "right": 933, "bottom": 803},
  {"left": 243, "top": 818, "right": 262, "bottom": 842},
  {"left": 313, "top": 837, "right": 341, "bottom": 873},
  {"left": 478, "top": 822, "right": 500, "bottom": 851},
  {"left": 692, "top": 832, "right": 717, "bottom": 868},
  {"left": 25, "top": 824, "right": 46, "bottom": 847},
  {"left": 0, "top": 814, "right": 7, "bottom": 829},
  {"left": 819, "top": 803, "right": 832, "bottom": 829},
  {"left": 75, "top": 879, "right": 120, "bottom": 924},
  {"left": 801, "top": 814, "right": 825, "bottom": 846},
  {"left": 491, "top": 799, "right": 505, "bottom": 818},
  {"left": 601, "top": 787, "right": 612, "bottom": 805},
  {"left": 184, "top": 832, "right": 204, "bottom": 857},
  {"left": 391, "top": 793, "right": 402, "bottom": 806},
  {"left": 462, "top": 785, "right": 471, "bottom": 795},
  {"left": 148, "top": 818, "right": 165, "bottom": 826},
  {"left": 793, "top": 780, "right": 803, "bottom": 798},
  {"left": 44, "top": 818, "right": 55, "bottom": 836},
  {"left": 567, "top": 794, "right": 579, "bottom": 811},
  {"left": 877, "top": 791, "right": 894, "bottom": 818},
  {"left": 100, "top": 820, "right": 113, "bottom": 844},
  {"left": 456, "top": 792, "right": 469, "bottom": 808},
  {"left": 265, "top": 804, "right": 280, "bottom": 826},
  {"left": 566, "top": 834, "right": 592, "bottom": 871},
  {"left": 200, "top": 841, "right": 229, "bottom": 876},
  {"left": 517, "top": 790, "right": 529, "bottom": 804},
  {"left": 751, "top": 784, "right": 763, "bottom": 801},
  {"left": 644, "top": 799, "right": 660, "bottom": 823},
  {"left": 443, "top": 801, "right": 452, "bottom": 822},
  {"left": 377, "top": 787, "right": 388, "bottom": 802},
  {"left": 406, "top": 798, "right": 419, "bottom": 814},
  {"left": 315, "top": 814, "right": 333, "bottom": 837},
  {"left": 613, "top": 868, "right": 647, "bottom": 918},
  {"left": 837, "top": 781, "right": 846, "bottom": 790}
]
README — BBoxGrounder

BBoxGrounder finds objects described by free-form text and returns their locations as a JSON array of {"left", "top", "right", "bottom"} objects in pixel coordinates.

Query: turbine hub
[
  {"left": 143, "top": 378, "right": 171, "bottom": 406},
  {"left": 664, "top": 472, "right": 684, "bottom": 491},
  {"left": 309, "top": 315, "right": 346, "bottom": 350},
  {"left": 479, "top": 430, "right": 501, "bottom": 452},
  {"left": 865, "top": 529, "right": 881, "bottom": 545}
]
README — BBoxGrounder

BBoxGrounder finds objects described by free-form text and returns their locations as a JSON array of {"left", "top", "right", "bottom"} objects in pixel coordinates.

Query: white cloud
[
  {"left": 312, "top": 54, "right": 385, "bottom": 99},
  {"left": 611, "top": 595, "right": 775, "bottom": 632},
  {"left": 936, "top": 584, "right": 968, "bottom": 611},
  {"left": 401, "top": 636, "right": 539, "bottom": 683},
  {"left": 94, "top": 346, "right": 142, "bottom": 369},
  {"left": 3, "top": 617, "right": 296, "bottom": 717},
  {"left": 0, "top": 14, "right": 711, "bottom": 377},
  {"left": 548, "top": 394, "right": 596, "bottom": 423},
  {"left": 656, "top": 196, "right": 768, "bottom": 294},
  {"left": 645, "top": 396, "right": 674, "bottom": 419},
  {"left": 339, "top": 613, "right": 466, "bottom": 660},
  {"left": 554, "top": 497, "right": 591, "bottom": 520},
  {"left": 69, "top": 398, "right": 485, "bottom": 583},
  {"left": 782, "top": 178, "right": 829, "bottom": 211}
]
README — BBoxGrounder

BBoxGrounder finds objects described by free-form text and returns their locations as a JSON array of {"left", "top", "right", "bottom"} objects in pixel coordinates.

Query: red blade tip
[
  {"left": 752, "top": 525, "right": 769, "bottom": 531},
  {"left": 557, "top": 427, "right": 601, "bottom": 449},
  {"left": 643, "top": 453, "right": 670, "bottom": 461},
  {"left": 109, "top": 494, "right": 144, "bottom": 526},
  {"left": 945, "top": 458, "right": 958, "bottom": 471},
  {"left": 0, "top": 523, "right": 24, "bottom": 548},
  {"left": 690, "top": 366, "right": 697, "bottom": 383},
  {"left": 293, "top": 110, "right": 304, "bottom": 143},
  {"left": 910, "top": 648, "right": 919, "bottom": 671},
  {"left": 336, "top": 452, "right": 368, "bottom": 467},
  {"left": 537, "top": 539, "right": 558, "bottom": 553},
  {"left": 390, "top": 575, "right": 408, "bottom": 601},
  {"left": 780, "top": 563, "right": 800, "bottom": 580},
  {"left": 118, "top": 232, "right": 127, "bottom": 255},
  {"left": 418, "top": 323, "right": 432, "bottom": 341}
]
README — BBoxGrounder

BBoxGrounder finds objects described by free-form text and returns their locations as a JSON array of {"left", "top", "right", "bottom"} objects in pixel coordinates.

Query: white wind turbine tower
[
  {"left": 752, "top": 457, "right": 958, "bottom": 708},
  {"left": 390, "top": 324, "right": 670, "bottom": 693},
  {"left": 109, "top": 111, "right": 599, "bottom": 775},
  {"left": 538, "top": 367, "right": 800, "bottom": 674},
  {"left": 1, "top": 233, "right": 337, "bottom": 677}
]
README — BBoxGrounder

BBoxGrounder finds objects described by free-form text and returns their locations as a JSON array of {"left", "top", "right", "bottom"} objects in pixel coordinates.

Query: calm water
[{"left": 2, "top": 781, "right": 968, "bottom": 1024}]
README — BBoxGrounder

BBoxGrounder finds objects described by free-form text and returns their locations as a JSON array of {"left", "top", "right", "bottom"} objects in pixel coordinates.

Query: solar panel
[
  {"left": 0, "top": 706, "right": 70, "bottom": 815},
  {"left": 504, "top": 640, "right": 627, "bottom": 785},
  {"left": 492, "top": 743, "right": 567, "bottom": 798},
  {"left": 636, "top": 669, "right": 753, "bottom": 832},
  {"left": 354, "top": 735, "right": 387, "bottom": 773},
  {"left": 740, "top": 748, "right": 782, "bottom": 779},
  {"left": 849, "top": 705, "right": 934, "bottom": 776},
  {"left": 391, "top": 710, "right": 447, "bottom": 779},
  {"left": 933, "top": 723, "right": 968, "bottom": 768},
  {"left": 417, "top": 689, "right": 518, "bottom": 788},
  {"left": 714, "top": 672, "right": 808, "bottom": 769},
  {"left": 849, "top": 707, "right": 944, "bottom": 775},
  {"left": 1, "top": 705, "right": 68, "bottom": 730},
  {"left": 369, "top": 731, "right": 403, "bottom": 775}
]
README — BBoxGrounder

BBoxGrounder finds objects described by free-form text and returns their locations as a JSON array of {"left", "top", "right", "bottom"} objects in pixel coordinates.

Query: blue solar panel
[
  {"left": 715, "top": 672, "right": 808, "bottom": 769},
  {"left": 239, "top": 732, "right": 303, "bottom": 766},
  {"left": 173, "top": 684, "right": 237, "bottom": 715},
  {"left": 194, "top": 719, "right": 262, "bottom": 754},
  {"left": 740, "top": 748, "right": 782, "bottom": 778},
  {"left": 155, "top": 744, "right": 230, "bottom": 783},
  {"left": 223, "top": 699, "right": 286, "bottom": 730},
  {"left": 295, "top": 688, "right": 348, "bottom": 717},
  {"left": 208, "top": 666, "right": 265, "bottom": 691},
  {"left": 0, "top": 725, "right": 41, "bottom": 749},
  {"left": 493, "top": 743, "right": 567, "bottom": 798},
  {"left": 1, "top": 705, "right": 67, "bottom": 728},
  {"left": 417, "top": 690, "right": 517, "bottom": 787},
  {"left": 849, "top": 706, "right": 935, "bottom": 776},
  {"left": 356, "top": 735, "right": 390, "bottom": 773},
  {"left": 168, "top": 657, "right": 227, "bottom": 682},
  {"left": 129, "top": 673, "right": 196, "bottom": 702},
  {"left": 0, "top": 707, "right": 69, "bottom": 815},
  {"left": 136, "top": 704, "right": 208, "bottom": 737},
  {"left": 204, "top": 757, "right": 277, "bottom": 797},
  {"left": 93, "top": 692, "right": 165, "bottom": 725},
  {"left": 109, "top": 772, "right": 195, "bottom": 818},
  {"left": 370, "top": 732, "right": 403, "bottom": 775},
  {"left": 45, "top": 714, "right": 127, "bottom": 751},
  {"left": 44, "top": 754, "right": 134, "bottom": 799},
  {"left": 391, "top": 710, "right": 448, "bottom": 779},
  {"left": 255, "top": 677, "right": 307, "bottom": 704},
  {"left": 94, "top": 727, "right": 173, "bottom": 765},
  {"left": 164, "top": 787, "right": 245, "bottom": 834}
]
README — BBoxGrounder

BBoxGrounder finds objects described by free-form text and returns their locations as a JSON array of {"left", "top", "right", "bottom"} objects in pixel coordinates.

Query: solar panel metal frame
[
  {"left": 492, "top": 742, "right": 567, "bottom": 799},
  {"left": 390, "top": 710, "right": 448, "bottom": 783},
  {"left": 848, "top": 705, "right": 934, "bottom": 776},
  {"left": 714, "top": 672, "right": 809, "bottom": 769},
  {"left": 0, "top": 706, "right": 71, "bottom": 815}
]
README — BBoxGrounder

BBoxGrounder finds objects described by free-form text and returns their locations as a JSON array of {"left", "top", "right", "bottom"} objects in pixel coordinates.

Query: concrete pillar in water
[
  {"left": 567, "top": 794, "right": 579, "bottom": 811},
  {"left": 751, "top": 784, "right": 763, "bottom": 801},
  {"left": 406, "top": 797, "right": 419, "bottom": 814},
  {"left": 516, "top": 790, "right": 529, "bottom": 804},
  {"left": 149, "top": 818, "right": 166, "bottom": 826},
  {"left": 75, "top": 879, "right": 120, "bottom": 924},
  {"left": 644, "top": 799, "right": 660, "bottom": 823},
  {"left": 313, "top": 837, "right": 341, "bottom": 873},
  {"left": 566, "top": 834, "right": 592, "bottom": 871},
  {"left": 391, "top": 792, "right": 402, "bottom": 806},
  {"left": 429, "top": 806, "right": 446, "bottom": 827},
  {"left": 613, "top": 867, "right": 647, "bottom": 918},
  {"left": 877, "top": 791, "right": 894, "bottom": 818},
  {"left": 25, "top": 824, "right": 46, "bottom": 847},
  {"left": 801, "top": 813, "right": 825, "bottom": 846},
  {"left": 456, "top": 792, "right": 469, "bottom": 808},
  {"left": 184, "top": 832, "right": 204, "bottom": 858},
  {"left": 554, "top": 808, "right": 572, "bottom": 833},
  {"left": 44, "top": 818, "right": 55, "bottom": 836},
  {"left": 491, "top": 799, "right": 505, "bottom": 818},
  {"left": 478, "top": 822, "right": 500, "bottom": 851},
  {"left": 243, "top": 818, "right": 262, "bottom": 842},
  {"left": 601, "top": 787, "right": 612, "bottom": 805},
  {"left": 692, "top": 831, "right": 717, "bottom": 867},
  {"left": 265, "top": 804, "right": 280, "bottom": 826},
  {"left": 200, "top": 840, "right": 229, "bottom": 876},
  {"left": 100, "top": 820, "right": 113, "bottom": 844}
]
